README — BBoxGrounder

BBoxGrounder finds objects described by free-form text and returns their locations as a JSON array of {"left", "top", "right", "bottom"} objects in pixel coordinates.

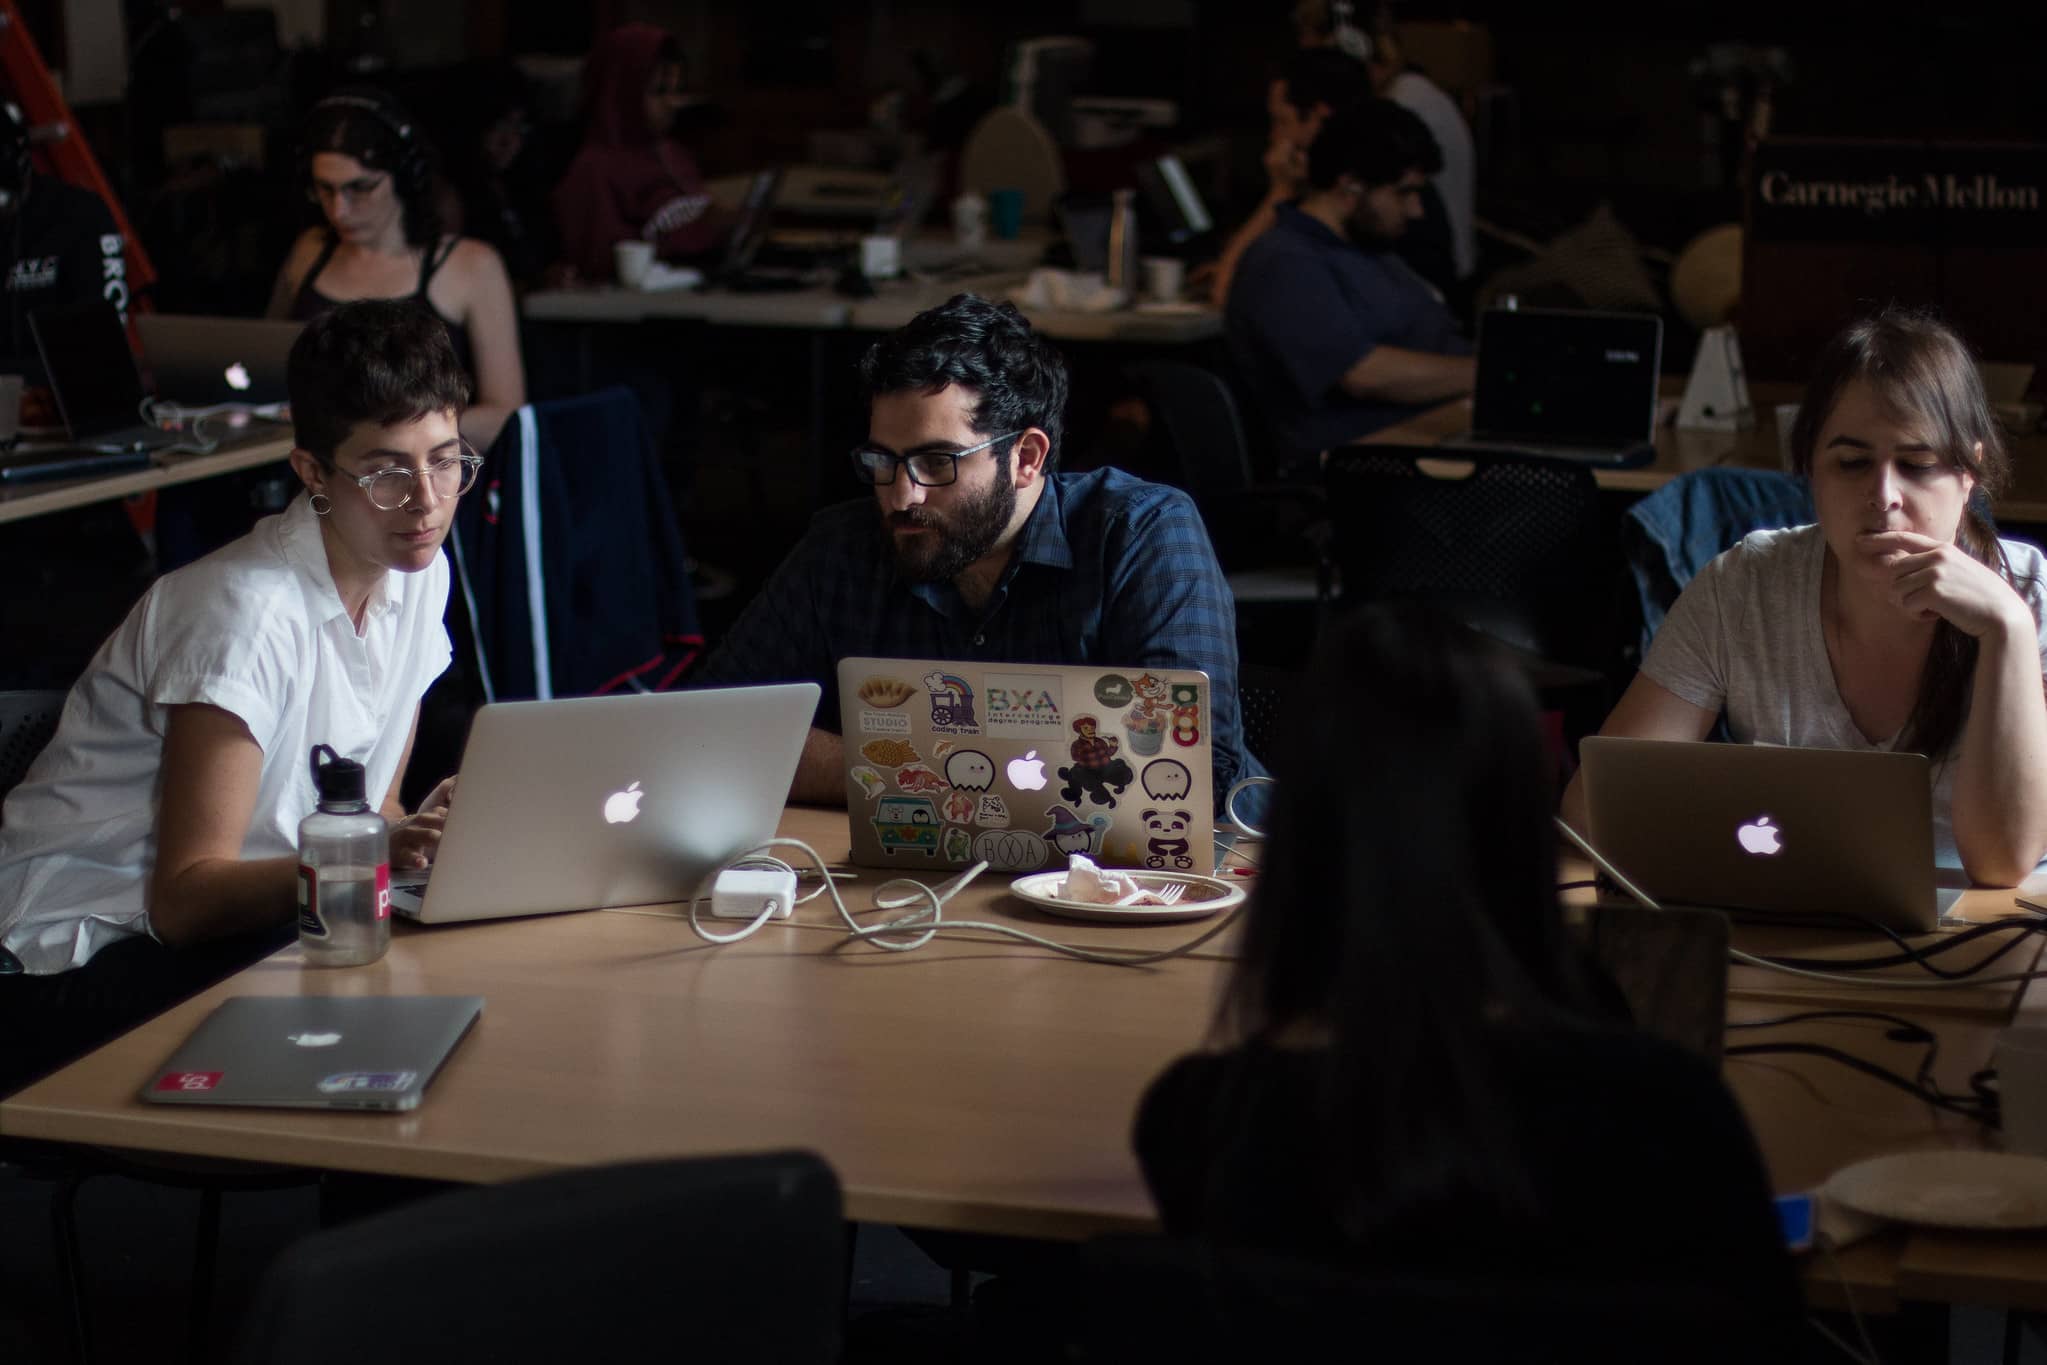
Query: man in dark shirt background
[
  {"left": 0, "top": 99, "right": 127, "bottom": 388},
  {"left": 1225, "top": 97, "right": 1473, "bottom": 472}
]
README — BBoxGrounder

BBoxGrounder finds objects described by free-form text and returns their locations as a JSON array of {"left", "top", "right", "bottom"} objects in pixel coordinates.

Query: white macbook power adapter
[{"left": 708, "top": 866, "right": 798, "bottom": 921}]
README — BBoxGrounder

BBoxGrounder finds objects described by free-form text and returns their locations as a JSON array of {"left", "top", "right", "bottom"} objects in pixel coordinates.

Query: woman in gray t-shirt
[{"left": 1564, "top": 309, "right": 2047, "bottom": 884}]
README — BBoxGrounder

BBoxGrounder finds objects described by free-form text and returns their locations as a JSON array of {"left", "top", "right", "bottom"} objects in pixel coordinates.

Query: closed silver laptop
[
  {"left": 836, "top": 657, "right": 1216, "bottom": 875},
  {"left": 142, "top": 996, "right": 483, "bottom": 1113},
  {"left": 1579, "top": 736, "right": 1943, "bottom": 932},
  {"left": 391, "top": 684, "right": 818, "bottom": 923}
]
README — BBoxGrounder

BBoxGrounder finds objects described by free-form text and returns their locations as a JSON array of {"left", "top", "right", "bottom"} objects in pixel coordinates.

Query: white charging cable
[
  {"left": 1554, "top": 817, "right": 2047, "bottom": 991},
  {"left": 683, "top": 837, "right": 1244, "bottom": 966},
  {"left": 140, "top": 397, "right": 290, "bottom": 456}
]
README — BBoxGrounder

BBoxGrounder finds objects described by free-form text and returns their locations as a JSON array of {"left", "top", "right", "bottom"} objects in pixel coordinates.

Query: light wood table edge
[{"left": 0, "top": 436, "right": 295, "bottom": 526}]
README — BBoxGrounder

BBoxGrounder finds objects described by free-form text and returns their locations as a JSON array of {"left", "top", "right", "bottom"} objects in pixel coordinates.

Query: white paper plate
[
  {"left": 1824, "top": 1150, "right": 2047, "bottom": 1230},
  {"left": 1008, "top": 871, "right": 1245, "bottom": 924}
]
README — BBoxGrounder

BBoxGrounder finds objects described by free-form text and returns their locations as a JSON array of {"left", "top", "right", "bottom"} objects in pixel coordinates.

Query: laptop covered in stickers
[{"left": 835, "top": 657, "right": 1216, "bottom": 876}]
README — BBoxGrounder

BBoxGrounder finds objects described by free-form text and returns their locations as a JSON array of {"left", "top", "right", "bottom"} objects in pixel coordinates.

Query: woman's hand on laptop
[{"left": 391, "top": 775, "right": 457, "bottom": 871}]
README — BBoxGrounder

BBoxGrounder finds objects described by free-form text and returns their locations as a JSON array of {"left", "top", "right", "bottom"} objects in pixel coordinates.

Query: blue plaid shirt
[{"left": 695, "top": 468, "right": 1267, "bottom": 808}]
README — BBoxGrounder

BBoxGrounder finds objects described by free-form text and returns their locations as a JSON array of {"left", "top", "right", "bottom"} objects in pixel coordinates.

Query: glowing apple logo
[
  {"left": 288, "top": 1032, "right": 342, "bottom": 1048},
  {"left": 224, "top": 362, "right": 252, "bottom": 392},
  {"left": 1006, "top": 750, "right": 1048, "bottom": 792},
  {"left": 1736, "top": 816, "right": 1783, "bottom": 857},
  {"left": 604, "top": 781, "right": 644, "bottom": 825}
]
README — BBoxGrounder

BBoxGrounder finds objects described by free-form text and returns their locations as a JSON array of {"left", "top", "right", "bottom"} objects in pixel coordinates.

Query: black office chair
[
  {"left": 0, "top": 689, "right": 64, "bottom": 809},
  {"left": 235, "top": 1153, "right": 846, "bottom": 1365},
  {"left": 1074, "top": 1237, "right": 1815, "bottom": 1365},
  {"left": 1321, "top": 446, "right": 1626, "bottom": 713},
  {"left": 1235, "top": 664, "right": 1297, "bottom": 772}
]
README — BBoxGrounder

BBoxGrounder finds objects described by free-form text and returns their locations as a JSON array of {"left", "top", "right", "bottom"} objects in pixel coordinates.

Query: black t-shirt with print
[{"left": 0, "top": 177, "right": 125, "bottom": 384}]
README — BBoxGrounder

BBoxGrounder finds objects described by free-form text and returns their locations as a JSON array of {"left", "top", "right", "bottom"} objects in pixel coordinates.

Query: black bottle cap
[{"left": 309, "top": 743, "right": 367, "bottom": 805}]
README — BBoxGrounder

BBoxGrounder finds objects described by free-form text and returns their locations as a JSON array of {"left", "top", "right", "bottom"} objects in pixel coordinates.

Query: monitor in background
[
  {"left": 27, "top": 301, "right": 179, "bottom": 453},
  {"left": 1136, "top": 155, "right": 1213, "bottom": 250},
  {"left": 1468, "top": 307, "right": 1662, "bottom": 448}
]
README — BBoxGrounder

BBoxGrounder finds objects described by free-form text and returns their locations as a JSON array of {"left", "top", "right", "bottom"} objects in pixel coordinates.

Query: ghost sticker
[
  {"left": 1141, "top": 759, "right": 1192, "bottom": 802},
  {"left": 942, "top": 789, "right": 978, "bottom": 825},
  {"left": 1142, "top": 808, "right": 1195, "bottom": 870},
  {"left": 1042, "top": 804, "right": 1112, "bottom": 858},
  {"left": 850, "top": 766, "right": 888, "bottom": 801},
  {"left": 976, "top": 793, "right": 1011, "bottom": 828},
  {"left": 973, "top": 827, "right": 1050, "bottom": 872},
  {"left": 943, "top": 825, "right": 973, "bottom": 863},
  {"left": 944, "top": 748, "right": 996, "bottom": 792},
  {"left": 1093, "top": 673, "right": 1135, "bottom": 708},
  {"left": 1058, "top": 714, "right": 1135, "bottom": 807}
]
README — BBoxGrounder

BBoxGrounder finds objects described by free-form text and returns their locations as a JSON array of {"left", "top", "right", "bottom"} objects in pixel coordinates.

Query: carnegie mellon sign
[{"left": 1750, "top": 141, "right": 2047, "bottom": 247}]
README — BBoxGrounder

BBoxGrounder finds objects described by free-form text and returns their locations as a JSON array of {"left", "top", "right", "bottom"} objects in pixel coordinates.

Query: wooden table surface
[
  {"left": 0, "top": 433, "right": 294, "bottom": 527},
  {"left": 8, "top": 806, "right": 2047, "bottom": 1307},
  {"left": 1369, "top": 382, "right": 2047, "bottom": 523}
]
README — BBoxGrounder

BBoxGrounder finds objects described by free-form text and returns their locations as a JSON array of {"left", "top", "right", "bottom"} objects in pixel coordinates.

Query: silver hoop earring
[{"left": 309, "top": 492, "right": 332, "bottom": 516}]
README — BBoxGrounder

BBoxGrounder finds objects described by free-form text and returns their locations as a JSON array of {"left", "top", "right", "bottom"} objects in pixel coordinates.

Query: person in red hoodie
[{"left": 554, "top": 24, "right": 733, "bottom": 281}]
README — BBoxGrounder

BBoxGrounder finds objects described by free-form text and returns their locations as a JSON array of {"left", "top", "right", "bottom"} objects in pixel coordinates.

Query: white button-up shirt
[{"left": 0, "top": 496, "right": 451, "bottom": 973}]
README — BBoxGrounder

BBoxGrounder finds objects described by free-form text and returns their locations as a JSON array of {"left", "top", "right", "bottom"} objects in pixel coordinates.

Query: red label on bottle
[
  {"left": 296, "top": 864, "right": 324, "bottom": 937},
  {"left": 375, "top": 862, "right": 391, "bottom": 921},
  {"left": 155, "top": 1071, "right": 222, "bottom": 1092}
]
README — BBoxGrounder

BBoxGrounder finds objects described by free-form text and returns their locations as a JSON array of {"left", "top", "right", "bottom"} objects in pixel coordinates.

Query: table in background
[
  {"left": 0, "top": 433, "right": 295, "bottom": 527},
  {"left": 1370, "top": 381, "right": 2047, "bottom": 522}
]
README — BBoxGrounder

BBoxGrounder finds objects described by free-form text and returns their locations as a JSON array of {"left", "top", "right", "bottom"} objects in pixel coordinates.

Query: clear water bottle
[
  {"left": 299, "top": 744, "right": 390, "bottom": 968},
  {"left": 1106, "top": 188, "right": 1140, "bottom": 302}
]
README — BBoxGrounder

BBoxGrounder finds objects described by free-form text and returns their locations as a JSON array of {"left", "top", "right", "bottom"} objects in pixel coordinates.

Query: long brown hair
[{"left": 1788, "top": 307, "right": 2017, "bottom": 760}]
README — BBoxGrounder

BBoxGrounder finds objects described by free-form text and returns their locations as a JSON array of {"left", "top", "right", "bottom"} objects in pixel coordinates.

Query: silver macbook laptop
[
  {"left": 1440, "top": 307, "right": 1662, "bottom": 468},
  {"left": 137, "top": 313, "right": 302, "bottom": 406},
  {"left": 1579, "top": 736, "right": 1948, "bottom": 932},
  {"left": 836, "top": 657, "right": 1216, "bottom": 875},
  {"left": 142, "top": 996, "right": 483, "bottom": 1112},
  {"left": 391, "top": 684, "right": 818, "bottom": 923}
]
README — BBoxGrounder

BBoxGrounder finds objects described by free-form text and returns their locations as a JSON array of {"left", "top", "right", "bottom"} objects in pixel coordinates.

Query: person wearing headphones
[
  {"left": 1224, "top": 97, "right": 1472, "bottom": 471},
  {"left": 0, "top": 97, "right": 127, "bottom": 387},
  {"left": 267, "top": 87, "right": 525, "bottom": 450}
]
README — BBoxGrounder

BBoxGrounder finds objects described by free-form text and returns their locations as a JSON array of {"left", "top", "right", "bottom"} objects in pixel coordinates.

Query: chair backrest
[
  {"left": 1322, "top": 447, "right": 1613, "bottom": 668},
  {"left": 1128, "top": 361, "right": 1254, "bottom": 506},
  {"left": 235, "top": 1152, "right": 844, "bottom": 1365},
  {"left": 0, "top": 690, "right": 65, "bottom": 815},
  {"left": 1236, "top": 664, "right": 1297, "bottom": 770},
  {"left": 1075, "top": 1237, "right": 1808, "bottom": 1365}
]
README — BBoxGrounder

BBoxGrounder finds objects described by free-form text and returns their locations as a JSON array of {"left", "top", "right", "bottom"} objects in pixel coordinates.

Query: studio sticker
[
  {"left": 859, "top": 709, "right": 912, "bottom": 736},
  {"left": 985, "top": 672, "right": 1065, "bottom": 738},
  {"left": 1042, "top": 803, "right": 1112, "bottom": 858},
  {"left": 923, "top": 671, "right": 979, "bottom": 733},
  {"left": 873, "top": 794, "right": 942, "bottom": 856},
  {"left": 1059, "top": 714, "right": 1134, "bottom": 807}
]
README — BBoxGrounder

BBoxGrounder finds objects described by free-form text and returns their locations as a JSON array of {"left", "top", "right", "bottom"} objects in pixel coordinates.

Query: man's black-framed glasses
[
  {"left": 849, "top": 430, "right": 1023, "bottom": 487},
  {"left": 344, "top": 444, "right": 484, "bottom": 510}
]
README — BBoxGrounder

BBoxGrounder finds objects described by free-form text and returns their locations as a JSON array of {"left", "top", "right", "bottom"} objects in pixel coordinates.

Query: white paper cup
[
  {"left": 1774, "top": 403, "right": 1801, "bottom": 469},
  {"left": 860, "top": 234, "right": 902, "bottom": 279},
  {"left": 1141, "top": 256, "right": 1184, "bottom": 304},
  {"left": 613, "top": 240, "right": 656, "bottom": 289}
]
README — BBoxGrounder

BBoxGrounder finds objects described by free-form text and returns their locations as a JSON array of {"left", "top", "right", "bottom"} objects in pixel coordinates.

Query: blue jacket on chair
[
  {"left": 449, "top": 387, "right": 702, "bottom": 701},
  {"left": 1621, "top": 468, "right": 1814, "bottom": 654}
]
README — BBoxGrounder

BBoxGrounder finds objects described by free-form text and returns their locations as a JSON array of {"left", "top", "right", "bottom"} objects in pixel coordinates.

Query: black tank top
[{"left": 287, "top": 233, "right": 476, "bottom": 380}]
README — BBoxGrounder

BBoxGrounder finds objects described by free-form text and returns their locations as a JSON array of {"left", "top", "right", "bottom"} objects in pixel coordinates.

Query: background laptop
[
  {"left": 1440, "top": 307, "right": 1663, "bottom": 467},
  {"left": 836, "top": 657, "right": 1216, "bottom": 875},
  {"left": 27, "top": 300, "right": 180, "bottom": 453},
  {"left": 137, "top": 313, "right": 301, "bottom": 406},
  {"left": 391, "top": 684, "right": 818, "bottom": 923},
  {"left": 142, "top": 996, "right": 483, "bottom": 1112},
  {"left": 1579, "top": 736, "right": 1946, "bottom": 932}
]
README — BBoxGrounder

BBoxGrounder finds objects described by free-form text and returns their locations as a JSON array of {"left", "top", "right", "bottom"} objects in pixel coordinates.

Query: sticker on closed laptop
[
  {"left": 855, "top": 676, "right": 916, "bottom": 709},
  {"left": 154, "top": 1071, "right": 223, "bottom": 1093},
  {"left": 976, "top": 793, "right": 1011, "bottom": 828},
  {"left": 923, "top": 671, "right": 980, "bottom": 734},
  {"left": 858, "top": 708, "right": 912, "bottom": 737},
  {"left": 984, "top": 674, "right": 1064, "bottom": 738},
  {"left": 317, "top": 1071, "right": 419, "bottom": 1095},
  {"left": 860, "top": 738, "right": 920, "bottom": 768}
]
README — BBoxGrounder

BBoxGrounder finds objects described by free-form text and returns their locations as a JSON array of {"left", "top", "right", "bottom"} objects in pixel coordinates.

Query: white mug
[
  {"left": 613, "top": 239, "right": 656, "bottom": 289},
  {"left": 860, "top": 234, "right": 902, "bottom": 279},
  {"left": 1140, "top": 255, "right": 1184, "bottom": 304}
]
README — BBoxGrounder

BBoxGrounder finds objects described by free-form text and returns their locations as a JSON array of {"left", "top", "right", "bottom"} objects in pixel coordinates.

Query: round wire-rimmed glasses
[
  {"left": 345, "top": 444, "right": 484, "bottom": 510},
  {"left": 848, "top": 430, "right": 1023, "bottom": 487}
]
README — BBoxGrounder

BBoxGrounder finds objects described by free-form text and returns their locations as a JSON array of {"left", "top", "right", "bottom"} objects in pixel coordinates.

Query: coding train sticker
[{"left": 924, "top": 672, "right": 978, "bottom": 732}]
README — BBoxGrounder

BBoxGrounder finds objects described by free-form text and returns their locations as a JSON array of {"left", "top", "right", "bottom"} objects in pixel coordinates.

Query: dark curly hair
[
  {"left": 1306, "top": 96, "right": 1442, "bottom": 191},
  {"left": 856, "top": 293, "right": 1070, "bottom": 471},
  {"left": 301, "top": 86, "right": 441, "bottom": 249},
  {"left": 288, "top": 299, "right": 470, "bottom": 467}
]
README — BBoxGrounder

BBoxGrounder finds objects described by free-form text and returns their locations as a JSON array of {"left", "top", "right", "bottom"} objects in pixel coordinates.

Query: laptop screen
[
  {"left": 1470, "top": 308, "right": 1662, "bottom": 446},
  {"left": 1137, "top": 155, "right": 1213, "bottom": 245},
  {"left": 720, "top": 168, "right": 783, "bottom": 275},
  {"left": 30, "top": 301, "right": 149, "bottom": 440}
]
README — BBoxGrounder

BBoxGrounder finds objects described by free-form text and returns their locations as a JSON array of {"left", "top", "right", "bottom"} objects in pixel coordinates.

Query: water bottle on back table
[{"left": 299, "top": 744, "right": 391, "bottom": 968}]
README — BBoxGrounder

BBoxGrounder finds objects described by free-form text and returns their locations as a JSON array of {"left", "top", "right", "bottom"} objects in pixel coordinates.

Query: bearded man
[{"left": 693, "top": 293, "right": 1263, "bottom": 809}]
